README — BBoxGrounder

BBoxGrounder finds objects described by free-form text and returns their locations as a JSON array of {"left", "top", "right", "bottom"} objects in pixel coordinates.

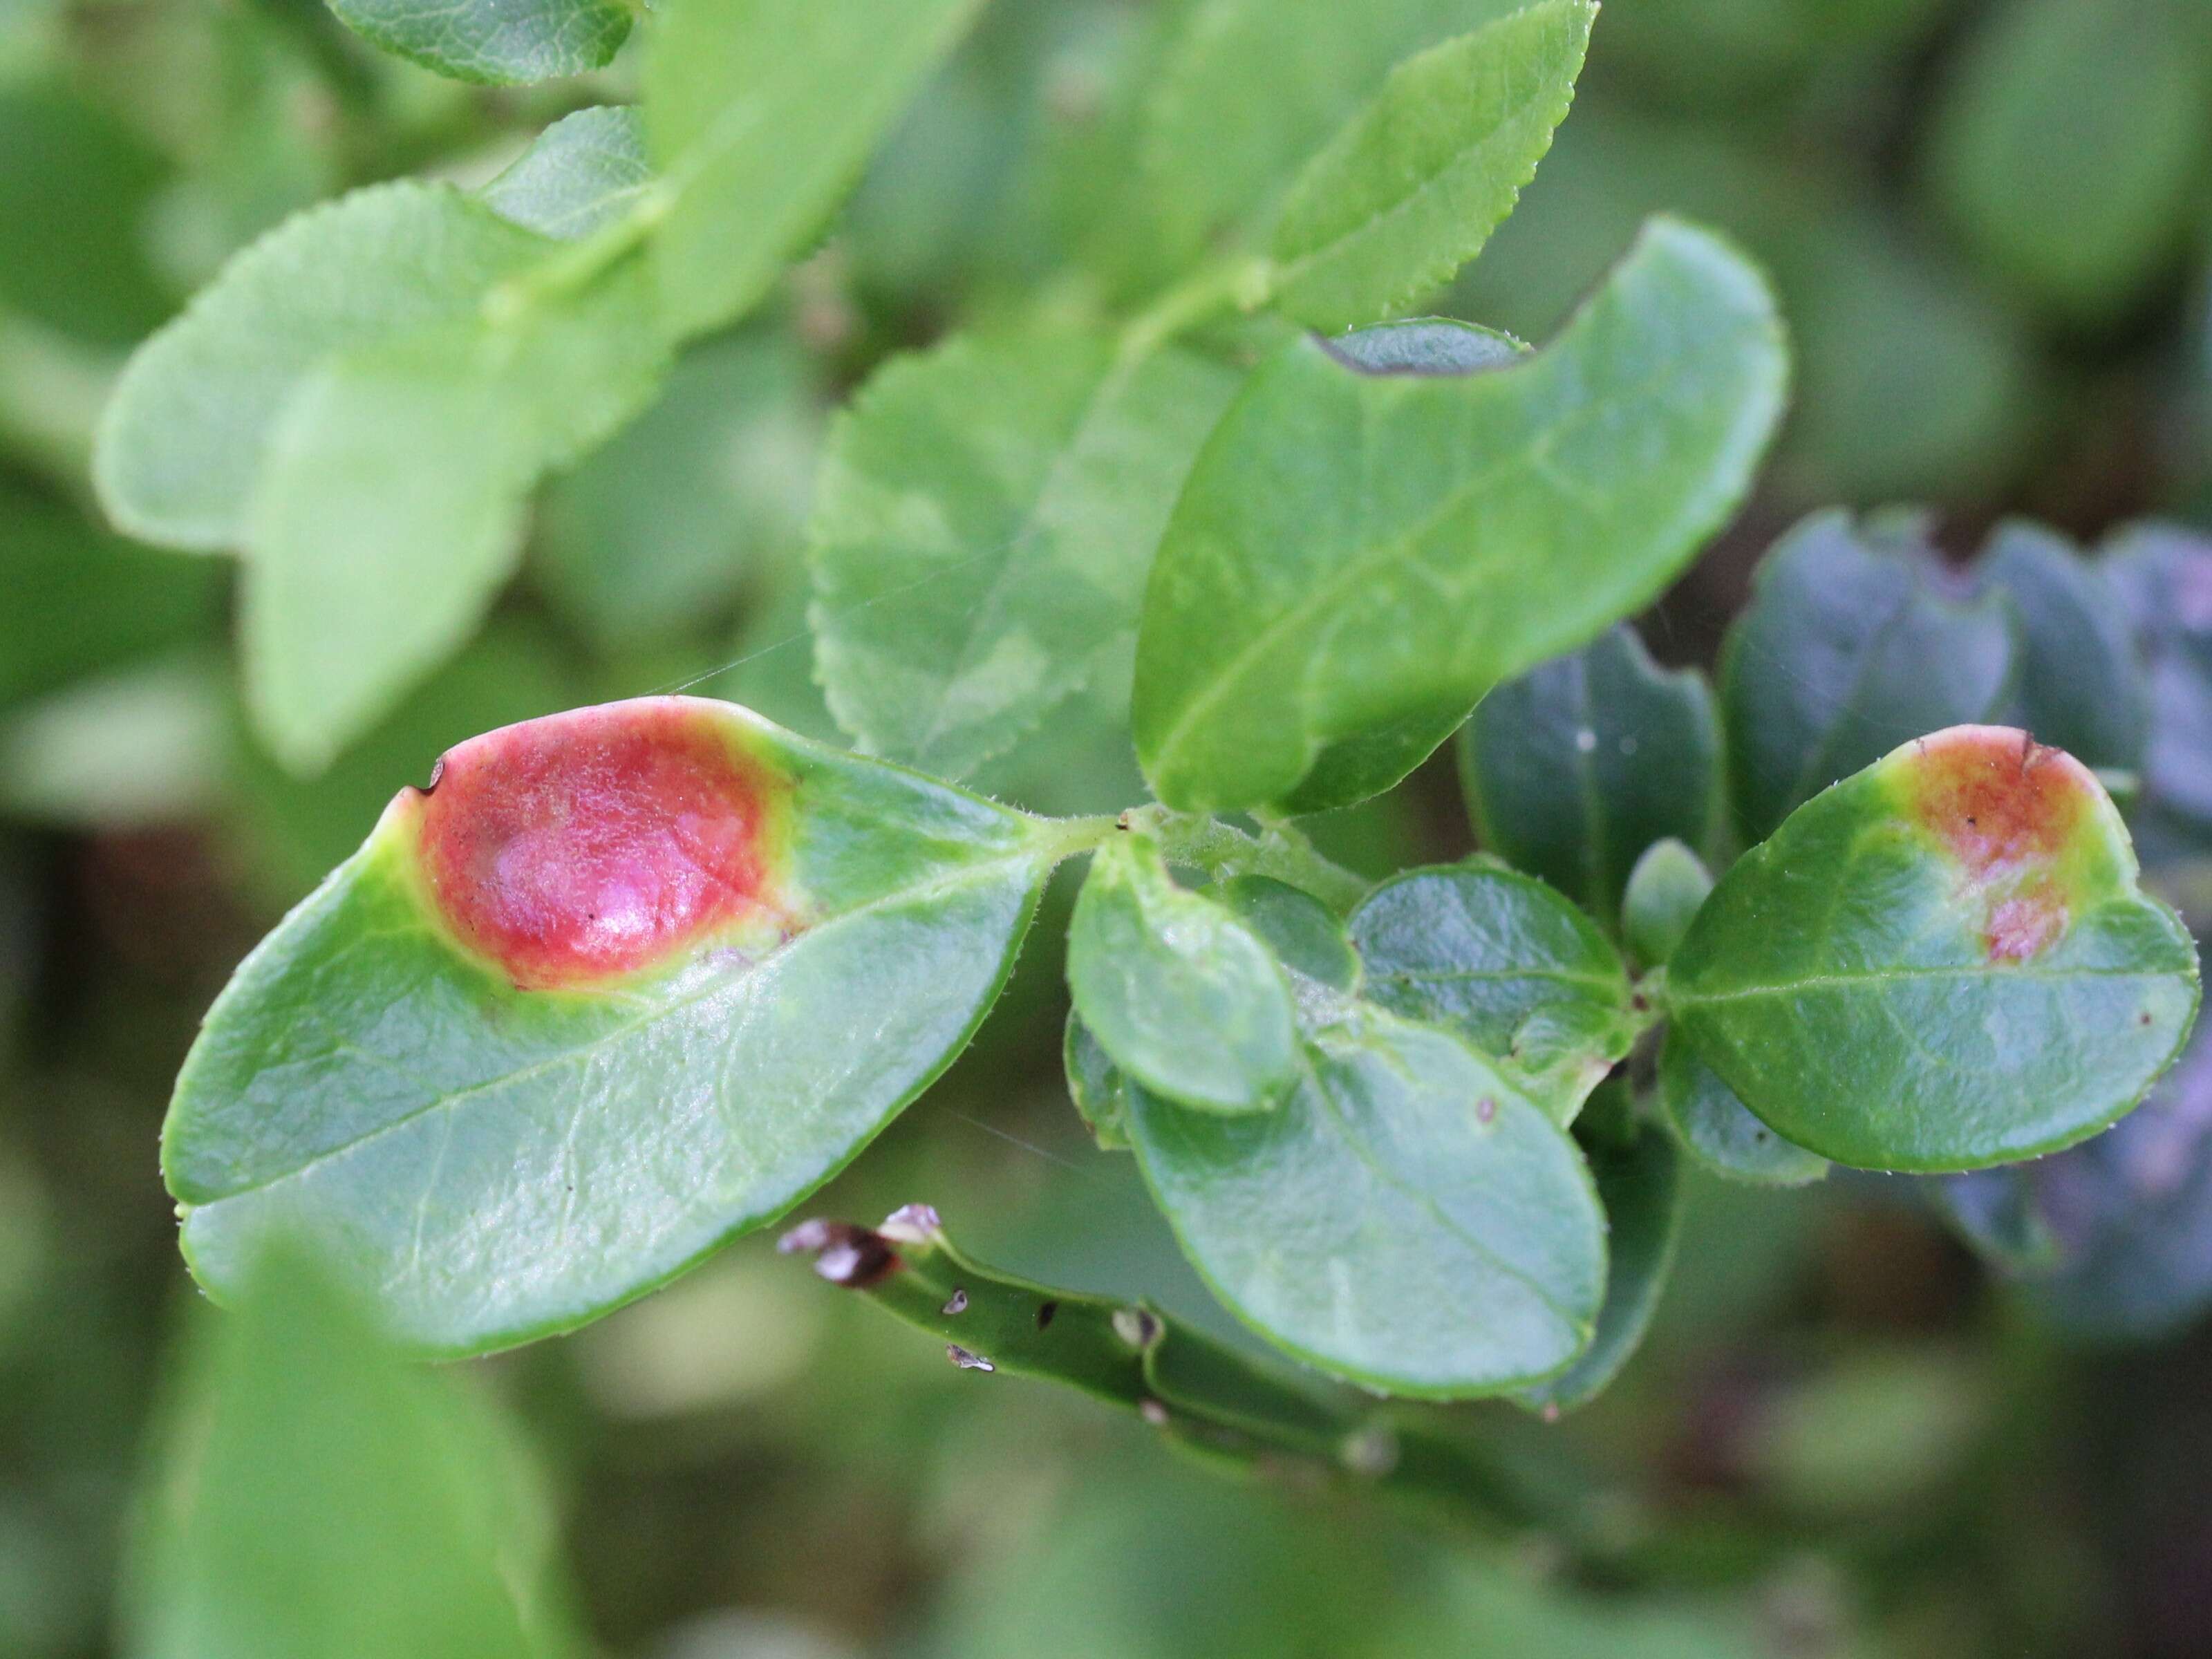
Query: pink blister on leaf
[
  {"left": 1893, "top": 724, "right": 2099, "bottom": 964},
  {"left": 400, "top": 698, "right": 796, "bottom": 990}
]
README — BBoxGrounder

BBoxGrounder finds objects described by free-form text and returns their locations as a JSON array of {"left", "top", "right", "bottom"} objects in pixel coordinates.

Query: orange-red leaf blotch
[
  {"left": 402, "top": 699, "right": 795, "bottom": 990},
  {"left": 1892, "top": 725, "right": 2099, "bottom": 963}
]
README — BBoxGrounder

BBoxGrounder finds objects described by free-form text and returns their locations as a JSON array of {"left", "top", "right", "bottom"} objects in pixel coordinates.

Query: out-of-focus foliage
[{"left": 6, "top": 0, "right": 2212, "bottom": 1656}]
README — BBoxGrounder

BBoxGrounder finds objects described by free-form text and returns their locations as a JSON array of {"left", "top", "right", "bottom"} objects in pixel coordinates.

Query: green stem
[
  {"left": 779, "top": 1206, "right": 1647, "bottom": 1561},
  {"left": 1130, "top": 805, "right": 1370, "bottom": 912},
  {"left": 482, "top": 183, "right": 673, "bottom": 326},
  {"left": 1116, "top": 254, "right": 1276, "bottom": 365}
]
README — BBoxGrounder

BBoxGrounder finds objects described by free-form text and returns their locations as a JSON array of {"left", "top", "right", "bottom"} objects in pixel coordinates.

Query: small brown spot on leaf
[{"left": 1035, "top": 1299, "right": 1059, "bottom": 1330}]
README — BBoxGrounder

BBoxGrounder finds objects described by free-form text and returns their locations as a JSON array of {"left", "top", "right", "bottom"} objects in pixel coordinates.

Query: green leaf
[
  {"left": 1461, "top": 624, "right": 1722, "bottom": 922},
  {"left": 127, "top": 1243, "right": 566, "bottom": 1659},
  {"left": 1978, "top": 521, "right": 2150, "bottom": 771},
  {"left": 1928, "top": 0, "right": 2212, "bottom": 324},
  {"left": 1670, "top": 725, "right": 2200, "bottom": 1172},
  {"left": 536, "top": 328, "right": 822, "bottom": 652},
  {"left": 96, "top": 182, "right": 554, "bottom": 552},
  {"left": 1620, "top": 838, "right": 1712, "bottom": 973},
  {"left": 1267, "top": 0, "right": 1593, "bottom": 329},
  {"left": 0, "top": 81, "right": 173, "bottom": 346},
  {"left": 1516, "top": 1113, "right": 1680, "bottom": 1414},
  {"left": 1067, "top": 830, "right": 1298, "bottom": 1115},
  {"left": 1210, "top": 874, "right": 1362, "bottom": 993},
  {"left": 1125, "top": 1002, "right": 1606, "bottom": 1396},
  {"left": 1349, "top": 862, "right": 1640, "bottom": 1123},
  {"left": 1062, "top": 1012, "right": 1132, "bottom": 1151},
  {"left": 809, "top": 328, "right": 1239, "bottom": 781},
  {"left": 326, "top": 0, "right": 627, "bottom": 84},
  {"left": 162, "top": 697, "right": 1069, "bottom": 1354},
  {"left": 646, "top": 0, "right": 991, "bottom": 340},
  {"left": 239, "top": 260, "right": 665, "bottom": 771},
  {"left": 1720, "top": 509, "right": 2017, "bottom": 845},
  {"left": 482, "top": 108, "right": 653, "bottom": 242},
  {"left": 1132, "top": 217, "right": 1785, "bottom": 814},
  {"left": 1137, "top": 0, "right": 1533, "bottom": 285},
  {"left": 1656, "top": 1030, "right": 1826, "bottom": 1187}
]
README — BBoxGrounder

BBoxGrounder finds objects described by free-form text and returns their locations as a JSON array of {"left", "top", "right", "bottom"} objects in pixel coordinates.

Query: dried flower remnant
[{"left": 777, "top": 1219, "right": 902, "bottom": 1290}]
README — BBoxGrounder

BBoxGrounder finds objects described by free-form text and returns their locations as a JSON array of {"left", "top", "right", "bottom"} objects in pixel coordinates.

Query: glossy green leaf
[
  {"left": 1461, "top": 624, "right": 1722, "bottom": 921},
  {"left": 1126, "top": 1003, "right": 1606, "bottom": 1396},
  {"left": 1721, "top": 510, "right": 2017, "bottom": 844},
  {"left": 1517, "top": 1114, "right": 1680, "bottom": 1414},
  {"left": 1210, "top": 874, "right": 1362, "bottom": 993},
  {"left": 1349, "top": 862, "right": 1640, "bottom": 1123},
  {"left": 1929, "top": 0, "right": 2212, "bottom": 324},
  {"left": 1137, "top": 0, "right": 1531, "bottom": 285},
  {"left": 326, "top": 0, "right": 627, "bottom": 85},
  {"left": 1620, "top": 838, "right": 1712, "bottom": 973},
  {"left": 482, "top": 107, "right": 653, "bottom": 242},
  {"left": 1656, "top": 1030, "right": 1827, "bottom": 1187},
  {"left": 646, "top": 0, "right": 991, "bottom": 340},
  {"left": 809, "top": 328, "right": 1239, "bottom": 781},
  {"left": 1671, "top": 725, "right": 2200, "bottom": 1172},
  {"left": 128, "top": 1243, "right": 564, "bottom": 1658},
  {"left": 536, "top": 329, "right": 821, "bottom": 652},
  {"left": 1267, "top": 0, "right": 1593, "bottom": 329},
  {"left": 162, "top": 697, "right": 1069, "bottom": 1353},
  {"left": 1132, "top": 217, "right": 1785, "bottom": 814},
  {"left": 1062, "top": 1012, "right": 1132, "bottom": 1151},
  {"left": 1978, "top": 521, "right": 2150, "bottom": 771},
  {"left": 1067, "top": 830, "right": 1298, "bottom": 1114},
  {"left": 239, "top": 261, "right": 665, "bottom": 771}
]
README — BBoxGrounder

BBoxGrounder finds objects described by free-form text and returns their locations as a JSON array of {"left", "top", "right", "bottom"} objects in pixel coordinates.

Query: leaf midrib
[
  {"left": 1674, "top": 962, "right": 2175, "bottom": 1006},
  {"left": 185, "top": 848, "right": 1049, "bottom": 1210},
  {"left": 1145, "top": 341, "right": 1676, "bottom": 788}
]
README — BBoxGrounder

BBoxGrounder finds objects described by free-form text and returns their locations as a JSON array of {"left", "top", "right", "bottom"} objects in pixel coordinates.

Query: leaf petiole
[{"left": 1126, "top": 805, "right": 1369, "bottom": 911}]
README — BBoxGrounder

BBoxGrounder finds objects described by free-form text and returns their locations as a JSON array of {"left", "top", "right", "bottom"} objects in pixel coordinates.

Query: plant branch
[{"left": 778, "top": 1206, "right": 1649, "bottom": 1563}]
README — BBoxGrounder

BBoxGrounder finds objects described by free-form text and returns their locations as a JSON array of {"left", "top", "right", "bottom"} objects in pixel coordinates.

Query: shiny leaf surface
[
  {"left": 164, "top": 697, "right": 1066, "bottom": 1353},
  {"left": 1671, "top": 726, "right": 2199, "bottom": 1171},
  {"left": 1133, "top": 218, "right": 1785, "bottom": 814}
]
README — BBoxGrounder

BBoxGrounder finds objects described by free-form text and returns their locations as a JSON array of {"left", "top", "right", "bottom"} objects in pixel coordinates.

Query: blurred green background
[{"left": 6, "top": 0, "right": 2212, "bottom": 1654}]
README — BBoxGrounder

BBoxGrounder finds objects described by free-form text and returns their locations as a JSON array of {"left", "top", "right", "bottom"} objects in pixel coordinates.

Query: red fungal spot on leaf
[
  {"left": 404, "top": 699, "right": 794, "bottom": 990},
  {"left": 1893, "top": 725, "right": 2097, "bottom": 964}
]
